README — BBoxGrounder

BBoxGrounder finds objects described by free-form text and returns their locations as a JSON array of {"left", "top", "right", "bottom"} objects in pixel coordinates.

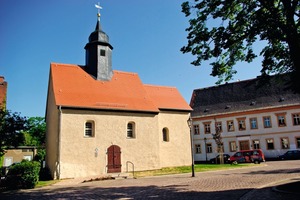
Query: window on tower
[{"left": 100, "top": 49, "right": 106, "bottom": 56}]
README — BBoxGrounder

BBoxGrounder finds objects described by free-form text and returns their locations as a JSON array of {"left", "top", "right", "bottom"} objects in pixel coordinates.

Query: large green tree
[
  {"left": 0, "top": 110, "right": 27, "bottom": 156},
  {"left": 181, "top": 0, "right": 300, "bottom": 87},
  {"left": 23, "top": 117, "right": 46, "bottom": 147}
]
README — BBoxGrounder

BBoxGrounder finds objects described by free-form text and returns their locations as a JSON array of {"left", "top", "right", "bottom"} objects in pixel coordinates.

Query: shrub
[{"left": 5, "top": 160, "right": 41, "bottom": 189}]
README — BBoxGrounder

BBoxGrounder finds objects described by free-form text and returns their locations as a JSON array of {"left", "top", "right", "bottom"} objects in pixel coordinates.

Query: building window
[
  {"left": 162, "top": 128, "right": 169, "bottom": 142},
  {"left": 253, "top": 140, "right": 260, "bottom": 149},
  {"left": 195, "top": 144, "right": 201, "bottom": 154},
  {"left": 193, "top": 125, "right": 200, "bottom": 135},
  {"left": 23, "top": 155, "right": 32, "bottom": 161},
  {"left": 292, "top": 113, "right": 300, "bottom": 126},
  {"left": 127, "top": 122, "right": 135, "bottom": 138},
  {"left": 4, "top": 157, "right": 13, "bottom": 167},
  {"left": 296, "top": 137, "right": 300, "bottom": 148},
  {"left": 281, "top": 138, "right": 289, "bottom": 149},
  {"left": 229, "top": 141, "right": 237, "bottom": 152},
  {"left": 203, "top": 122, "right": 211, "bottom": 134},
  {"left": 263, "top": 116, "right": 272, "bottom": 128},
  {"left": 206, "top": 143, "right": 212, "bottom": 153},
  {"left": 100, "top": 49, "right": 106, "bottom": 56},
  {"left": 250, "top": 118, "right": 258, "bottom": 129},
  {"left": 266, "top": 139, "right": 275, "bottom": 150},
  {"left": 276, "top": 113, "right": 286, "bottom": 127},
  {"left": 85, "top": 121, "right": 94, "bottom": 137},
  {"left": 237, "top": 118, "right": 246, "bottom": 131},
  {"left": 227, "top": 120, "right": 235, "bottom": 132},
  {"left": 215, "top": 122, "right": 222, "bottom": 133}
]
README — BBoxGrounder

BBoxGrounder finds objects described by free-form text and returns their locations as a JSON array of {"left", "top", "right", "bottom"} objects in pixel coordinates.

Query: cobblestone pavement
[{"left": 1, "top": 160, "right": 300, "bottom": 199}]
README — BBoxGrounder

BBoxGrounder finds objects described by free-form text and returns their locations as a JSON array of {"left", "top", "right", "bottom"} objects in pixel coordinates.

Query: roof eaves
[
  {"left": 58, "top": 105, "right": 160, "bottom": 114},
  {"left": 159, "top": 107, "right": 193, "bottom": 112},
  {"left": 192, "top": 103, "right": 300, "bottom": 118}
]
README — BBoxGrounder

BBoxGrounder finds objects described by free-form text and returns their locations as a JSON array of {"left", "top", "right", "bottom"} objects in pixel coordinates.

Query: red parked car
[{"left": 229, "top": 149, "right": 265, "bottom": 164}]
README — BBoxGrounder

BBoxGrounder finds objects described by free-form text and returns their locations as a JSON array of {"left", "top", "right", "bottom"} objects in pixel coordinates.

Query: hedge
[{"left": 5, "top": 160, "right": 41, "bottom": 189}]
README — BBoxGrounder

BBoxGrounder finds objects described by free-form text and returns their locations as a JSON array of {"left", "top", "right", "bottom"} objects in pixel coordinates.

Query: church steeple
[{"left": 84, "top": 4, "right": 113, "bottom": 81}]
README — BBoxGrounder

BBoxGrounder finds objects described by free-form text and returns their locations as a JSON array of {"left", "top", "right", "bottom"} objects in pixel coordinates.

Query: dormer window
[{"left": 279, "top": 97, "right": 285, "bottom": 102}]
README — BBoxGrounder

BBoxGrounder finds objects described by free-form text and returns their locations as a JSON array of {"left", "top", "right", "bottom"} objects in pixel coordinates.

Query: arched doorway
[{"left": 107, "top": 145, "right": 121, "bottom": 173}]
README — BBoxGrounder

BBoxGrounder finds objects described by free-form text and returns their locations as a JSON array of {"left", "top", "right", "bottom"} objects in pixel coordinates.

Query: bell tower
[{"left": 84, "top": 4, "right": 113, "bottom": 81}]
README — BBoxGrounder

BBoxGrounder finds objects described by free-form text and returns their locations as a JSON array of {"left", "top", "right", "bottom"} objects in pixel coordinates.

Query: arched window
[
  {"left": 127, "top": 122, "right": 135, "bottom": 138},
  {"left": 162, "top": 128, "right": 169, "bottom": 142},
  {"left": 85, "top": 121, "right": 94, "bottom": 137}
]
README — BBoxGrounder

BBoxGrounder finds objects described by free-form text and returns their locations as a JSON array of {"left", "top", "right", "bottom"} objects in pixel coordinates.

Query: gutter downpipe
[{"left": 57, "top": 105, "right": 62, "bottom": 179}]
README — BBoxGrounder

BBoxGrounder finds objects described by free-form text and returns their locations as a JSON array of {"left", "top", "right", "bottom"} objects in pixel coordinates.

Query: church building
[{"left": 45, "top": 9, "right": 192, "bottom": 179}]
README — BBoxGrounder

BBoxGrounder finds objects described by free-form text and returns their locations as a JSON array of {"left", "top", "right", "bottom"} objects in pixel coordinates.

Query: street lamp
[
  {"left": 204, "top": 137, "right": 208, "bottom": 162},
  {"left": 187, "top": 116, "right": 195, "bottom": 177}
]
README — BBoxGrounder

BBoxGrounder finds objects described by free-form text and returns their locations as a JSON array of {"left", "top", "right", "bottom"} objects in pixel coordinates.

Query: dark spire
[{"left": 84, "top": 5, "right": 113, "bottom": 81}]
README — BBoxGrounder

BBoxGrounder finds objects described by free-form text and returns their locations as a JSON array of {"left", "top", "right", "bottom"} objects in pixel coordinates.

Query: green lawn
[
  {"left": 134, "top": 163, "right": 253, "bottom": 177},
  {"left": 36, "top": 180, "right": 60, "bottom": 188}
]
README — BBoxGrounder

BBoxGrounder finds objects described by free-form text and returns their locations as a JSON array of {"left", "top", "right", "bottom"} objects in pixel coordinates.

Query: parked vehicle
[
  {"left": 229, "top": 149, "right": 265, "bottom": 164},
  {"left": 210, "top": 154, "right": 230, "bottom": 164},
  {"left": 278, "top": 150, "right": 300, "bottom": 160}
]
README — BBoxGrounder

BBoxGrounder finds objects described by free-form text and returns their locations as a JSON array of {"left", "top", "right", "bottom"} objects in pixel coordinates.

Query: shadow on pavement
[
  {"left": 274, "top": 179, "right": 300, "bottom": 194},
  {"left": 0, "top": 184, "right": 250, "bottom": 200}
]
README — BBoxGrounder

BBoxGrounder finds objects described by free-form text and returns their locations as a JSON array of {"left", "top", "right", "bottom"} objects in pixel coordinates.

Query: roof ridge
[
  {"left": 51, "top": 62, "right": 81, "bottom": 67},
  {"left": 113, "top": 70, "right": 138, "bottom": 76},
  {"left": 192, "top": 74, "right": 283, "bottom": 91},
  {"left": 144, "top": 84, "right": 176, "bottom": 89}
]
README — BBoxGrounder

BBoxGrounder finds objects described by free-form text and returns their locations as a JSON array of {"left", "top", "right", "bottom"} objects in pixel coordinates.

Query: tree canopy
[
  {"left": 23, "top": 117, "right": 46, "bottom": 147},
  {"left": 0, "top": 110, "right": 27, "bottom": 156},
  {"left": 181, "top": 0, "right": 300, "bottom": 86},
  {"left": 0, "top": 110, "right": 46, "bottom": 157}
]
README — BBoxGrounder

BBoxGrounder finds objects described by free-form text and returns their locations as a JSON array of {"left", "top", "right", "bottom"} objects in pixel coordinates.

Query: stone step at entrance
[{"left": 109, "top": 172, "right": 133, "bottom": 179}]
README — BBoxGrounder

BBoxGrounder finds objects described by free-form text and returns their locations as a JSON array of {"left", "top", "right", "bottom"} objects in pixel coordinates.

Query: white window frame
[
  {"left": 193, "top": 125, "right": 200, "bottom": 135},
  {"left": 127, "top": 122, "right": 136, "bottom": 138},
  {"left": 250, "top": 118, "right": 258, "bottom": 129},
  {"left": 195, "top": 144, "right": 201, "bottom": 154},
  {"left": 84, "top": 121, "right": 94, "bottom": 137}
]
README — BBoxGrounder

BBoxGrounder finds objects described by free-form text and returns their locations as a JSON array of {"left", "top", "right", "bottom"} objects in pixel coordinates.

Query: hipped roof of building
[
  {"left": 190, "top": 73, "right": 300, "bottom": 118},
  {"left": 49, "top": 63, "right": 192, "bottom": 113}
]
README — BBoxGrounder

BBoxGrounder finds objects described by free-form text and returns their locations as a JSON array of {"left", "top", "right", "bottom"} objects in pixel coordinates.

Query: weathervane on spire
[{"left": 95, "top": 2, "right": 102, "bottom": 20}]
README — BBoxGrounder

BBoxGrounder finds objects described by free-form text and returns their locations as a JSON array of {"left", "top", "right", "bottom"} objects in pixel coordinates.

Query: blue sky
[{"left": 0, "top": 0, "right": 263, "bottom": 117}]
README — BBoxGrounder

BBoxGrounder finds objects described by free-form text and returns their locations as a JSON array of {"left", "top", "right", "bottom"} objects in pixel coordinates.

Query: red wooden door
[{"left": 107, "top": 145, "right": 121, "bottom": 173}]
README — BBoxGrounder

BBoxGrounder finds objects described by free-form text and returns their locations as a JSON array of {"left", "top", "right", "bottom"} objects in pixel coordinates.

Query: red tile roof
[
  {"left": 144, "top": 85, "right": 192, "bottom": 111},
  {"left": 50, "top": 63, "right": 191, "bottom": 112}
]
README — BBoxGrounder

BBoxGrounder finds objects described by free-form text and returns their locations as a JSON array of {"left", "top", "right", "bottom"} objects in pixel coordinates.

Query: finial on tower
[{"left": 95, "top": 2, "right": 102, "bottom": 21}]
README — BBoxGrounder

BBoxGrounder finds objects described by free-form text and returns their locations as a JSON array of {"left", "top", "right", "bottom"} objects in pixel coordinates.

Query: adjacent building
[
  {"left": 190, "top": 74, "right": 300, "bottom": 161},
  {"left": 2, "top": 147, "right": 37, "bottom": 167},
  {"left": 0, "top": 76, "right": 7, "bottom": 110},
  {"left": 45, "top": 13, "right": 192, "bottom": 179}
]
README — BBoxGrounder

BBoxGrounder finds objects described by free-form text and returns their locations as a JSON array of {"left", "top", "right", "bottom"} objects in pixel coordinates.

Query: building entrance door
[
  {"left": 239, "top": 140, "right": 250, "bottom": 150},
  {"left": 107, "top": 145, "right": 121, "bottom": 173}
]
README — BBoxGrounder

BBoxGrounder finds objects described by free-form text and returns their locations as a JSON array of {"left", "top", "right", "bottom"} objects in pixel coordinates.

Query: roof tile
[{"left": 50, "top": 63, "right": 191, "bottom": 112}]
